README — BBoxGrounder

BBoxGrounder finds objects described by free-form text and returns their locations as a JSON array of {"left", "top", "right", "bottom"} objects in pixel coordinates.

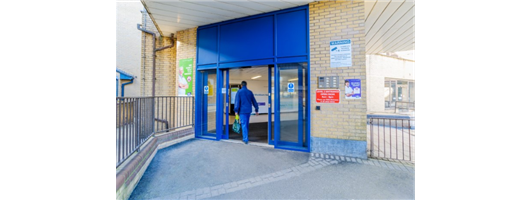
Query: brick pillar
[{"left": 309, "top": 0, "right": 368, "bottom": 158}]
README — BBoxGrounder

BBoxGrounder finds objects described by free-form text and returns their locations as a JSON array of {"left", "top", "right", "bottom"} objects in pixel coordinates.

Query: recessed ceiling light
[{"left": 251, "top": 76, "right": 261, "bottom": 79}]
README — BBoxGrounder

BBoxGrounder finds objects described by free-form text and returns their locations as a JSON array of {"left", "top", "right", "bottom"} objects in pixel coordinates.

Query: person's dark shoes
[{"left": 245, "top": 141, "right": 248, "bottom": 145}]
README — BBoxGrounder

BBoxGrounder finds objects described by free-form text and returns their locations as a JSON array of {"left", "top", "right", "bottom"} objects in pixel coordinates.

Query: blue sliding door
[
  {"left": 275, "top": 62, "right": 308, "bottom": 149},
  {"left": 197, "top": 69, "right": 218, "bottom": 139},
  {"left": 198, "top": 69, "right": 228, "bottom": 140}
]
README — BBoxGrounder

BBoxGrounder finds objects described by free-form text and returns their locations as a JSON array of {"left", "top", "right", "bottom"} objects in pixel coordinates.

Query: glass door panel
[
  {"left": 279, "top": 65, "right": 299, "bottom": 143},
  {"left": 200, "top": 70, "right": 217, "bottom": 137},
  {"left": 207, "top": 73, "right": 216, "bottom": 134},
  {"left": 276, "top": 62, "right": 308, "bottom": 148}
]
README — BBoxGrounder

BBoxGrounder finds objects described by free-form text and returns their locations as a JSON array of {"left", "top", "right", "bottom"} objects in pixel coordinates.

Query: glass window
[{"left": 385, "top": 79, "right": 414, "bottom": 110}]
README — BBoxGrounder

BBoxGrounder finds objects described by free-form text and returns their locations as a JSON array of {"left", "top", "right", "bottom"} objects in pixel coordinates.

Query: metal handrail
[
  {"left": 116, "top": 96, "right": 195, "bottom": 168},
  {"left": 368, "top": 117, "right": 415, "bottom": 163}
]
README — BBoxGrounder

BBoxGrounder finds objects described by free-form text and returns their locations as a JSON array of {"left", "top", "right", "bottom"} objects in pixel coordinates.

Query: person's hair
[{"left": 241, "top": 81, "right": 247, "bottom": 86}]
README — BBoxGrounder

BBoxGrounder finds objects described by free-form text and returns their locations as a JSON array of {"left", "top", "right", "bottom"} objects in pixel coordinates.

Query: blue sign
[
  {"left": 345, "top": 79, "right": 361, "bottom": 99},
  {"left": 330, "top": 40, "right": 351, "bottom": 45},
  {"left": 204, "top": 86, "right": 209, "bottom": 94},
  {"left": 287, "top": 82, "right": 295, "bottom": 93}
]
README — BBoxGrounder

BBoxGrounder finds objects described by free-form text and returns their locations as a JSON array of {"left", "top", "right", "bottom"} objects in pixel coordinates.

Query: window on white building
[{"left": 385, "top": 79, "right": 415, "bottom": 110}]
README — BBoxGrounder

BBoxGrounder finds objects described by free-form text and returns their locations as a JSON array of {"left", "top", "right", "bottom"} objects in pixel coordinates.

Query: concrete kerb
[{"left": 310, "top": 152, "right": 414, "bottom": 172}]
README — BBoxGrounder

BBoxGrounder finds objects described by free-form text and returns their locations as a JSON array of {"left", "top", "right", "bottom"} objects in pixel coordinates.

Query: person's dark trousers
[{"left": 239, "top": 113, "right": 251, "bottom": 143}]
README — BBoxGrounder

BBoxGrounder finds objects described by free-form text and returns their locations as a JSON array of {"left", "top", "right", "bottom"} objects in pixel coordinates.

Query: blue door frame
[
  {"left": 273, "top": 63, "right": 308, "bottom": 151},
  {"left": 194, "top": 5, "right": 311, "bottom": 152},
  {"left": 223, "top": 69, "right": 230, "bottom": 140},
  {"left": 268, "top": 65, "right": 273, "bottom": 145},
  {"left": 196, "top": 64, "right": 310, "bottom": 151},
  {"left": 195, "top": 69, "right": 218, "bottom": 140}
]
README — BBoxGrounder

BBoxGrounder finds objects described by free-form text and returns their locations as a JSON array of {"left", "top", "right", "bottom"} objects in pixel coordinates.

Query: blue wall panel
[
  {"left": 219, "top": 16, "right": 274, "bottom": 63},
  {"left": 197, "top": 6, "right": 308, "bottom": 67},
  {"left": 277, "top": 56, "right": 308, "bottom": 64},
  {"left": 197, "top": 26, "right": 218, "bottom": 65},
  {"left": 277, "top": 10, "right": 308, "bottom": 57}
]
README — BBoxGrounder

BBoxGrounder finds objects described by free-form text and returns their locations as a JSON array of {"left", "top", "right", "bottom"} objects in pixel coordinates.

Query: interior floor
[
  {"left": 227, "top": 122, "right": 270, "bottom": 143},
  {"left": 225, "top": 120, "right": 302, "bottom": 144}
]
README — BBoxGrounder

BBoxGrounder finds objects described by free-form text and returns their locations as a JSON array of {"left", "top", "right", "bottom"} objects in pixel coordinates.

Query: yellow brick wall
[
  {"left": 176, "top": 28, "right": 198, "bottom": 129},
  {"left": 140, "top": 13, "right": 177, "bottom": 97},
  {"left": 140, "top": 37, "right": 176, "bottom": 97},
  {"left": 309, "top": 0, "right": 367, "bottom": 141},
  {"left": 176, "top": 28, "right": 197, "bottom": 97}
]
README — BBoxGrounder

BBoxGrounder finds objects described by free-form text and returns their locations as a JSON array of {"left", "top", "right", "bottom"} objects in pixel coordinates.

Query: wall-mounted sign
[
  {"left": 204, "top": 86, "right": 209, "bottom": 94},
  {"left": 330, "top": 39, "right": 352, "bottom": 68},
  {"left": 316, "top": 89, "right": 340, "bottom": 103},
  {"left": 221, "top": 88, "right": 226, "bottom": 94},
  {"left": 287, "top": 82, "right": 295, "bottom": 92},
  {"left": 345, "top": 79, "right": 361, "bottom": 99},
  {"left": 178, "top": 58, "right": 194, "bottom": 96}
]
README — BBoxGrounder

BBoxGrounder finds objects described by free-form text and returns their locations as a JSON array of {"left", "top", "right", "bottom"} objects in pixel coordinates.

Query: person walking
[{"left": 234, "top": 81, "right": 259, "bottom": 144}]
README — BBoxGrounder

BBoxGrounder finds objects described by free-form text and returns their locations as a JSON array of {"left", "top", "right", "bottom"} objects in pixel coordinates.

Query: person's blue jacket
[{"left": 234, "top": 86, "right": 259, "bottom": 114}]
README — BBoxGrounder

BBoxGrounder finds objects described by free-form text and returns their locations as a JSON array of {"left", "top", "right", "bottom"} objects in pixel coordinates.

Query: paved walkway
[{"left": 129, "top": 139, "right": 415, "bottom": 200}]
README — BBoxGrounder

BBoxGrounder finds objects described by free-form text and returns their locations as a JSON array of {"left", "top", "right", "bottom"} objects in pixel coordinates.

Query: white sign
[
  {"left": 204, "top": 86, "right": 209, "bottom": 94},
  {"left": 330, "top": 39, "right": 352, "bottom": 68},
  {"left": 221, "top": 88, "right": 226, "bottom": 94}
]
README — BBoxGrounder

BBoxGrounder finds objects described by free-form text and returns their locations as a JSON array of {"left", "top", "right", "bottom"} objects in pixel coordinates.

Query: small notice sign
[
  {"left": 330, "top": 39, "right": 352, "bottom": 68},
  {"left": 287, "top": 82, "right": 295, "bottom": 93},
  {"left": 345, "top": 79, "right": 361, "bottom": 99},
  {"left": 316, "top": 89, "right": 340, "bottom": 103}
]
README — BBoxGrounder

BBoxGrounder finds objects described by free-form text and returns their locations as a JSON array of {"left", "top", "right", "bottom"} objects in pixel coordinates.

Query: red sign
[{"left": 316, "top": 89, "right": 340, "bottom": 103}]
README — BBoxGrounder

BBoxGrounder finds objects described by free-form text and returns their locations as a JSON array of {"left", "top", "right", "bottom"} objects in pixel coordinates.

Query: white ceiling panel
[
  {"left": 141, "top": 0, "right": 317, "bottom": 37},
  {"left": 366, "top": 0, "right": 404, "bottom": 37},
  {"left": 149, "top": 2, "right": 234, "bottom": 20},
  {"left": 252, "top": 0, "right": 297, "bottom": 9},
  {"left": 185, "top": 1, "right": 262, "bottom": 15},
  {"left": 150, "top": 14, "right": 212, "bottom": 26},
  {"left": 165, "top": 1, "right": 246, "bottom": 17},
  {"left": 365, "top": 0, "right": 414, "bottom": 54},
  {"left": 370, "top": 21, "right": 414, "bottom": 53},
  {"left": 365, "top": 0, "right": 390, "bottom": 31},
  {"left": 219, "top": 0, "right": 280, "bottom": 12},
  {"left": 141, "top": 0, "right": 414, "bottom": 55},
  {"left": 366, "top": 0, "right": 414, "bottom": 45}
]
